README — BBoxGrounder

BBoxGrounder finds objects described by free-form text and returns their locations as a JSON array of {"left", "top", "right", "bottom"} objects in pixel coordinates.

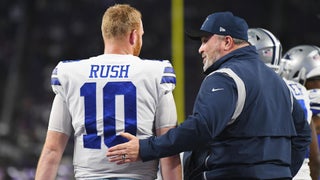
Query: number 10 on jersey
[{"left": 80, "top": 81, "right": 137, "bottom": 149}]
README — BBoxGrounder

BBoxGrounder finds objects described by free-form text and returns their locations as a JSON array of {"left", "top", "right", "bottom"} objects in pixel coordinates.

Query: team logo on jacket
[{"left": 211, "top": 88, "right": 224, "bottom": 92}]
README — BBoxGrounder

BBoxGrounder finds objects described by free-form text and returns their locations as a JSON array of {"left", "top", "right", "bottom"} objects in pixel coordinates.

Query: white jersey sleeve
[
  {"left": 155, "top": 91, "right": 177, "bottom": 129},
  {"left": 48, "top": 54, "right": 176, "bottom": 180},
  {"left": 48, "top": 94, "right": 72, "bottom": 136},
  {"left": 284, "top": 79, "right": 312, "bottom": 124},
  {"left": 308, "top": 89, "right": 320, "bottom": 116}
]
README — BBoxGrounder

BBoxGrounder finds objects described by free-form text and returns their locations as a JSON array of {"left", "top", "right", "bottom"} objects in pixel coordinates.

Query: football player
[
  {"left": 248, "top": 28, "right": 319, "bottom": 180},
  {"left": 35, "top": 4, "right": 182, "bottom": 180}
]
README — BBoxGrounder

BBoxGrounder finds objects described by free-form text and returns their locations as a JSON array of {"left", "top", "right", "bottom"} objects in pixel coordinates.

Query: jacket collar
[{"left": 203, "top": 45, "right": 257, "bottom": 75}]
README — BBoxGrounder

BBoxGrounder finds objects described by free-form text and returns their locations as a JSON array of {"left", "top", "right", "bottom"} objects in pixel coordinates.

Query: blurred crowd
[
  {"left": 0, "top": 0, "right": 319, "bottom": 179},
  {"left": 0, "top": 1, "right": 106, "bottom": 179}
]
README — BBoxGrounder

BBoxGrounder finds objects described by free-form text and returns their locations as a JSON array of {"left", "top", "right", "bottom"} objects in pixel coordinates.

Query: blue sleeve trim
[
  {"left": 310, "top": 103, "right": 320, "bottom": 115},
  {"left": 311, "top": 109, "right": 320, "bottom": 116},
  {"left": 164, "top": 67, "right": 175, "bottom": 74},
  {"left": 61, "top": 59, "right": 81, "bottom": 63},
  {"left": 310, "top": 103, "right": 320, "bottom": 108},
  {"left": 51, "top": 77, "right": 61, "bottom": 85},
  {"left": 161, "top": 76, "right": 176, "bottom": 84}
]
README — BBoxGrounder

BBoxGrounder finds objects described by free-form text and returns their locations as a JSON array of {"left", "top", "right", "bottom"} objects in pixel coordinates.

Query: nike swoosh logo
[{"left": 211, "top": 88, "right": 224, "bottom": 92}]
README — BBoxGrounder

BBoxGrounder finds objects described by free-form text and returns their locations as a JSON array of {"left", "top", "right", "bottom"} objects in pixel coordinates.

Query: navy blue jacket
[{"left": 139, "top": 45, "right": 311, "bottom": 179}]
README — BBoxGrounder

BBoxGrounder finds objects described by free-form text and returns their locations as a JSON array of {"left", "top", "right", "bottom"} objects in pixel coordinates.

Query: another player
[
  {"left": 309, "top": 88, "right": 320, "bottom": 179},
  {"left": 281, "top": 44, "right": 320, "bottom": 180},
  {"left": 309, "top": 89, "right": 320, "bottom": 135},
  {"left": 280, "top": 45, "right": 320, "bottom": 86},
  {"left": 35, "top": 4, "right": 181, "bottom": 180},
  {"left": 248, "top": 28, "right": 318, "bottom": 180}
]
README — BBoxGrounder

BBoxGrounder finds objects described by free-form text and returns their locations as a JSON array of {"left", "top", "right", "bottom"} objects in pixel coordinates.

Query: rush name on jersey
[{"left": 49, "top": 54, "right": 176, "bottom": 179}]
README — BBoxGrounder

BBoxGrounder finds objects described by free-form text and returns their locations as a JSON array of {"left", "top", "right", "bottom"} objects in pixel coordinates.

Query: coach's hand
[{"left": 106, "top": 132, "right": 141, "bottom": 164}]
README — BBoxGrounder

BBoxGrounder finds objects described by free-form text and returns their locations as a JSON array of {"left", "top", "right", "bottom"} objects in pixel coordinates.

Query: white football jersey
[
  {"left": 48, "top": 54, "right": 177, "bottom": 179},
  {"left": 283, "top": 78, "right": 312, "bottom": 124},
  {"left": 308, "top": 88, "right": 320, "bottom": 116},
  {"left": 285, "top": 79, "right": 312, "bottom": 180}
]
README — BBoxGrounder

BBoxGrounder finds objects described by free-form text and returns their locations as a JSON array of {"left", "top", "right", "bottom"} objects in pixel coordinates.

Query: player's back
[{"left": 51, "top": 54, "right": 176, "bottom": 179}]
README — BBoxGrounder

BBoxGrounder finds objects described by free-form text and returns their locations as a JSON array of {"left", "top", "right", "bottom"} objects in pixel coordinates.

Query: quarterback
[{"left": 35, "top": 4, "right": 181, "bottom": 180}]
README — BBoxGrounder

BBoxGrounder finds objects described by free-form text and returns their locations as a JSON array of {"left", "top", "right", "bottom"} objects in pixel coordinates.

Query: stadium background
[{"left": 0, "top": 0, "right": 319, "bottom": 179}]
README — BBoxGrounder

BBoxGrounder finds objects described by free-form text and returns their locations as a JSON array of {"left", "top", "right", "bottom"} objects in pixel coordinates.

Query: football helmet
[
  {"left": 307, "top": 66, "right": 320, "bottom": 80},
  {"left": 248, "top": 28, "right": 282, "bottom": 73},
  {"left": 280, "top": 45, "right": 320, "bottom": 84}
]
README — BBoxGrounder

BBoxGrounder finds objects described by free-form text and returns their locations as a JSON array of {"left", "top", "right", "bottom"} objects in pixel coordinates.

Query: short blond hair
[{"left": 101, "top": 4, "right": 142, "bottom": 40}]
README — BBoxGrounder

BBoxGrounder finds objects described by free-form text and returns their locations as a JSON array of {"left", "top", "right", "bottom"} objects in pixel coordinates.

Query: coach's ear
[{"left": 129, "top": 29, "right": 137, "bottom": 45}]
